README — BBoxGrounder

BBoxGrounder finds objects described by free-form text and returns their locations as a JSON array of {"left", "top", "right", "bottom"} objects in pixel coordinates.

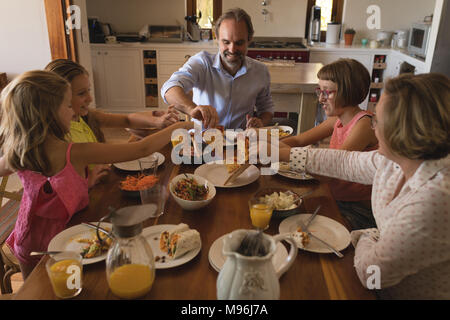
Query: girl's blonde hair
[
  {"left": 45, "top": 59, "right": 105, "bottom": 142},
  {"left": 317, "top": 58, "right": 370, "bottom": 108},
  {"left": 0, "top": 70, "right": 70, "bottom": 174},
  {"left": 383, "top": 73, "right": 450, "bottom": 160}
]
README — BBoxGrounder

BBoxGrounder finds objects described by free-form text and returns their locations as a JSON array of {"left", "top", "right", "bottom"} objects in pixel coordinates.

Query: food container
[
  {"left": 103, "top": 205, "right": 156, "bottom": 299},
  {"left": 254, "top": 188, "right": 302, "bottom": 218},
  {"left": 169, "top": 173, "right": 216, "bottom": 210}
]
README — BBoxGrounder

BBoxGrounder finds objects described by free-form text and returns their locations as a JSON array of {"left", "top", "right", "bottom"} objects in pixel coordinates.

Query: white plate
[
  {"left": 48, "top": 222, "right": 113, "bottom": 265},
  {"left": 142, "top": 224, "right": 201, "bottom": 269},
  {"left": 261, "top": 125, "right": 293, "bottom": 139},
  {"left": 279, "top": 214, "right": 351, "bottom": 254},
  {"left": 201, "top": 129, "right": 238, "bottom": 146},
  {"left": 194, "top": 164, "right": 260, "bottom": 188},
  {"left": 276, "top": 162, "right": 315, "bottom": 180},
  {"left": 208, "top": 233, "right": 289, "bottom": 273},
  {"left": 113, "top": 152, "right": 165, "bottom": 171}
]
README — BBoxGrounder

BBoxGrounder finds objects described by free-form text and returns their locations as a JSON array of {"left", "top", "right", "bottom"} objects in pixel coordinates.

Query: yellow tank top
[
  {"left": 69, "top": 117, "right": 98, "bottom": 143},
  {"left": 68, "top": 117, "right": 98, "bottom": 171}
]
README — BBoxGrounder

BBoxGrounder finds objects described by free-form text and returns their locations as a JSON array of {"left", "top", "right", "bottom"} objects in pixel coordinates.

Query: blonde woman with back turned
[
  {"left": 279, "top": 73, "right": 450, "bottom": 299},
  {"left": 0, "top": 70, "right": 193, "bottom": 279}
]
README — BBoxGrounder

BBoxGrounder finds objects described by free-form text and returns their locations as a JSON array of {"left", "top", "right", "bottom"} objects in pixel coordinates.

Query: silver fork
[{"left": 297, "top": 217, "right": 343, "bottom": 258}]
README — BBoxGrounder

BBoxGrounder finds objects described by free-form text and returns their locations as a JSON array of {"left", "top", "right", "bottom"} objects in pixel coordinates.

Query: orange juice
[
  {"left": 171, "top": 136, "right": 183, "bottom": 147},
  {"left": 108, "top": 264, "right": 154, "bottom": 299},
  {"left": 48, "top": 259, "right": 82, "bottom": 299},
  {"left": 250, "top": 203, "right": 273, "bottom": 229}
]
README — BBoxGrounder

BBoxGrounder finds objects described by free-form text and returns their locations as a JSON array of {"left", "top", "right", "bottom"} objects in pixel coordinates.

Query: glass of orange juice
[
  {"left": 45, "top": 251, "right": 83, "bottom": 299},
  {"left": 249, "top": 196, "right": 273, "bottom": 231}
]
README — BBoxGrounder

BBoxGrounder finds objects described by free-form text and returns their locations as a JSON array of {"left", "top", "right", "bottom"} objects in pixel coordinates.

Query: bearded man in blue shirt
[{"left": 161, "top": 8, "right": 274, "bottom": 130}]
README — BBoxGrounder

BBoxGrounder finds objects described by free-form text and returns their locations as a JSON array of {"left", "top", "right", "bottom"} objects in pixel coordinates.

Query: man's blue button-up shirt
[{"left": 161, "top": 51, "right": 274, "bottom": 129}]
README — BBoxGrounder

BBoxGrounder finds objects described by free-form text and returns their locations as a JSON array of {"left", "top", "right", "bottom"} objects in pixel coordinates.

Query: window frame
[
  {"left": 187, "top": 0, "right": 222, "bottom": 27},
  {"left": 305, "top": 0, "right": 344, "bottom": 42}
]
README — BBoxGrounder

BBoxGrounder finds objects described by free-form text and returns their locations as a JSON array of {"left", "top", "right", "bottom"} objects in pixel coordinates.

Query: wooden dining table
[{"left": 13, "top": 144, "right": 376, "bottom": 300}]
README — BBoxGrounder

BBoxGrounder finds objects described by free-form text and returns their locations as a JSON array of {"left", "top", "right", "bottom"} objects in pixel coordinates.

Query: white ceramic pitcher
[{"left": 217, "top": 229, "right": 297, "bottom": 300}]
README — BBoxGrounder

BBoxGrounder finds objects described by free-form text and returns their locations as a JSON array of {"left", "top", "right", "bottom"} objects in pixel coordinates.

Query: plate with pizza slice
[{"left": 194, "top": 163, "right": 260, "bottom": 188}]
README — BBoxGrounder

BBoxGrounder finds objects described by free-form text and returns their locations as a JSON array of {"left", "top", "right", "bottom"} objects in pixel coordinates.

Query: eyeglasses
[
  {"left": 371, "top": 115, "right": 377, "bottom": 129},
  {"left": 315, "top": 87, "right": 336, "bottom": 100}
]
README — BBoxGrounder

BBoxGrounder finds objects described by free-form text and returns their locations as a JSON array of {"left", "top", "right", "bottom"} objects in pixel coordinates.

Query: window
[
  {"left": 187, "top": 0, "right": 222, "bottom": 28},
  {"left": 306, "top": 0, "right": 344, "bottom": 41},
  {"left": 316, "top": 0, "right": 333, "bottom": 31}
]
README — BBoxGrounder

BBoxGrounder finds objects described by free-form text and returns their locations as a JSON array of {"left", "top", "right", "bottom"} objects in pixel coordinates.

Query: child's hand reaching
[
  {"left": 88, "top": 164, "right": 111, "bottom": 189},
  {"left": 152, "top": 107, "right": 179, "bottom": 129}
]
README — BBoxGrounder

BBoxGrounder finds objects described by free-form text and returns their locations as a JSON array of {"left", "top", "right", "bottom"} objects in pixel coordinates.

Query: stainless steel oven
[{"left": 247, "top": 37, "right": 310, "bottom": 63}]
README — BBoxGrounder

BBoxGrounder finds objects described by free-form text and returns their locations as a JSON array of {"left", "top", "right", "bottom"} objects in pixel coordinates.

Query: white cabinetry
[
  {"left": 157, "top": 48, "right": 217, "bottom": 108},
  {"left": 384, "top": 52, "right": 403, "bottom": 80},
  {"left": 90, "top": 48, "right": 145, "bottom": 111}
]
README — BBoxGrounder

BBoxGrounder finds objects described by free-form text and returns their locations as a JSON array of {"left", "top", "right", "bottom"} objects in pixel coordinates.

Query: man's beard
[{"left": 221, "top": 50, "right": 244, "bottom": 69}]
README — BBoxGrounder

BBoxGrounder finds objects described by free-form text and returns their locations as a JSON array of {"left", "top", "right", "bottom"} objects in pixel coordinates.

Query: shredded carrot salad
[{"left": 120, "top": 174, "right": 159, "bottom": 191}]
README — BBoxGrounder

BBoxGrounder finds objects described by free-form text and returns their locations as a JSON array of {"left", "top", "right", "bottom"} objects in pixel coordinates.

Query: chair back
[{"left": 0, "top": 176, "right": 22, "bottom": 206}]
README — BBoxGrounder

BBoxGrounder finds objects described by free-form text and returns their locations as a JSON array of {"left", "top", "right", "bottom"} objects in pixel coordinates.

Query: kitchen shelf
[
  {"left": 373, "top": 62, "right": 387, "bottom": 69},
  {"left": 145, "top": 78, "right": 158, "bottom": 84},
  {"left": 367, "top": 54, "right": 388, "bottom": 112},
  {"left": 143, "top": 50, "right": 158, "bottom": 108},
  {"left": 144, "top": 58, "right": 157, "bottom": 65},
  {"left": 370, "top": 82, "right": 383, "bottom": 89}
]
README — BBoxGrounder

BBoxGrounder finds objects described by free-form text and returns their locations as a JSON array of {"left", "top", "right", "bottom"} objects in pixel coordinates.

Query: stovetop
[{"left": 249, "top": 37, "right": 307, "bottom": 49}]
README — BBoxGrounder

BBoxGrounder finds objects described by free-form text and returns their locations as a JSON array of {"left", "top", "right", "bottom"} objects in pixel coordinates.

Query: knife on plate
[
  {"left": 297, "top": 217, "right": 343, "bottom": 258},
  {"left": 223, "top": 163, "right": 251, "bottom": 185}
]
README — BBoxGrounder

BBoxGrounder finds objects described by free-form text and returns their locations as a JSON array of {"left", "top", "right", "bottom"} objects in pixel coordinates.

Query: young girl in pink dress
[
  {"left": 0, "top": 70, "right": 193, "bottom": 279},
  {"left": 281, "top": 59, "right": 378, "bottom": 229}
]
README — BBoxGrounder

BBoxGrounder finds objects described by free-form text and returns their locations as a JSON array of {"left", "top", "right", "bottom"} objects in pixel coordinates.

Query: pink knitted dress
[
  {"left": 6, "top": 143, "right": 89, "bottom": 266},
  {"left": 328, "top": 111, "right": 377, "bottom": 202}
]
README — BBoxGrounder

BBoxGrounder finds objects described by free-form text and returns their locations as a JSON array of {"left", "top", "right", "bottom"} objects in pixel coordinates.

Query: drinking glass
[
  {"left": 138, "top": 154, "right": 158, "bottom": 176},
  {"left": 248, "top": 196, "right": 273, "bottom": 231},
  {"left": 140, "top": 182, "right": 167, "bottom": 218},
  {"left": 45, "top": 251, "right": 83, "bottom": 299}
]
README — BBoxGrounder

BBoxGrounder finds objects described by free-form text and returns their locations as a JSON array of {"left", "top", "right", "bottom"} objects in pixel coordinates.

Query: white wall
[
  {"left": 342, "top": 0, "right": 436, "bottom": 43},
  {"left": 0, "top": 0, "right": 51, "bottom": 79},
  {"left": 222, "top": 0, "right": 308, "bottom": 37},
  {"left": 86, "top": 0, "right": 308, "bottom": 38},
  {"left": 86, "top": 0, "right": 186, "bottom": 33}
]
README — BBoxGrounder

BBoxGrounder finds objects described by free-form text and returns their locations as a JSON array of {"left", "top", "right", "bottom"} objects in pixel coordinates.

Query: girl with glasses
[{"left": 282, "top": 58, "right": 378, "bottom": 230}]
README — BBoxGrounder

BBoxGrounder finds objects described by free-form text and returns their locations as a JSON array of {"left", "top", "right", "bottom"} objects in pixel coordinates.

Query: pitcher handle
[{"left": 273, "top": 233, "right": 298, "bottom": 279}]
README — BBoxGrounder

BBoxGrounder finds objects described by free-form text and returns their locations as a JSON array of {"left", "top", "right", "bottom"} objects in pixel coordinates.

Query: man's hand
[
  {"left": 190, "top": 105, "right": 219, "bottom": 128},
  {"left": 246, "top": 114, "right": 264, "bottom": 128}
]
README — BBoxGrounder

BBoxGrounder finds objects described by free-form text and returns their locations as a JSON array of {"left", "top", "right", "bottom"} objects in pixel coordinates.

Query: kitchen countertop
[
  {"left": 90, "top": 40, "right": 218, "bottom": 49},
  {"left": 267, "top": 62, "right": 323, "bottom": 92},
  {"left": 308, "top": 42, "right": 426, "bottom": 65}
]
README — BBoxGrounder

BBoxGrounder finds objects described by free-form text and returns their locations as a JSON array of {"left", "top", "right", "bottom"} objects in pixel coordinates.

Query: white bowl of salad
[{"left": 169, "top": 173, "right": 216, "bottom": 211}]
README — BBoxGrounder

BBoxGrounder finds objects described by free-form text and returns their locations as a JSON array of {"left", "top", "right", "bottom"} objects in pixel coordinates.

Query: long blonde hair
[
  {"left": 0, "top": 70, "right": 70, "bottom": 174},
  {"left": 45, "top": 59, "right": 105, "bottom": 142},
  {"left": 383, "top": 73, "right": 450, "bottom": 160}
]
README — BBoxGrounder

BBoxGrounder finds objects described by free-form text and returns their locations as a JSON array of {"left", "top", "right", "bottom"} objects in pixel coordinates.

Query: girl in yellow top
[{"left": 45, "top": 59, "right": 179, "bottom": 186}]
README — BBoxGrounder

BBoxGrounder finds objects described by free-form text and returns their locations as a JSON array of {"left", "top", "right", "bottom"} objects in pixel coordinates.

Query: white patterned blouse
[{"left": 290, "top": 148, "right": 450, "bottom": 299}]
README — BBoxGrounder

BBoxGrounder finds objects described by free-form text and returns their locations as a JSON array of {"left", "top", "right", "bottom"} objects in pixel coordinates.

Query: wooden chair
[{"left": 0, "top": 176, "right": 22, "bottom": 294}]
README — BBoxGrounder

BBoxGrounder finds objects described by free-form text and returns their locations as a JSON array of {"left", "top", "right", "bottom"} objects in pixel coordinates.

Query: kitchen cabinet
[
  {"left": 91, "top": 48, "right": 145, "bottom": 111},
  {"left": 157, "top": 48, "right": 217, "bottom": 108}
]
